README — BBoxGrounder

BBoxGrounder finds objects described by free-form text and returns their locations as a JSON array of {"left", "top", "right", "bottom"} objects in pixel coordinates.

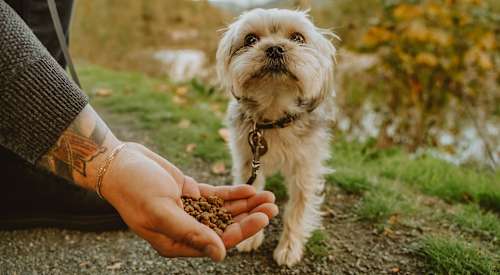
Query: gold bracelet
[{"left": 96, "top": 143, "right": 126, "bottom": 199}]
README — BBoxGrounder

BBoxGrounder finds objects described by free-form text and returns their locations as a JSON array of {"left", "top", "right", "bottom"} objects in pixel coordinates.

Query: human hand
[
  {"left": 100, "top": 143, "right": 278, "bottom": 261},
  {"left": 36, "top": 105, "right": 276, "bottom": 261}
]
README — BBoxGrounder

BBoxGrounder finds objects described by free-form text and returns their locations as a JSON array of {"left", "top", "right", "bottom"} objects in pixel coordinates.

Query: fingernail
[
  {"left": 269, "top": 192, "right": 276, "bottom": 203},
  {"left": 272, "top": 204, "right": 279, "bottom": 217}
]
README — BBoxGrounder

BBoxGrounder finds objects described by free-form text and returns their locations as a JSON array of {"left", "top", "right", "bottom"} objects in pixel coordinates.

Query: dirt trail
[{"left": 0, "top": 185, "right": 424, "bottom": 275}]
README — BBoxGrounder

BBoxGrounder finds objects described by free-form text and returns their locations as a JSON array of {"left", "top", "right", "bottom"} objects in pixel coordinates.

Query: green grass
[
  {"left": 80, "top": 65, "right": 229, "bottom": 167},
  {"left": 328, "top": 137, "right": 500, "bottom": 249},
  {"left": 356, "top": 188, "right": 400, "bottom": 222},
  {"left": 305, "top": 230, "right": 330, "bottom": 257},
  {"left": 417, "top": 235, "right": 499, "bottom": 275},
  {"left": 265, "top": 174, "right": 288, "bottom": 201},
  {"left": 451, "top": 204, "right": 500, "bottom": 240},
  {"left": 355, "top": 181, "right": 414, "bottom": 223},
  {"left": 326, "top": 172, "right": 372, "bottom": 195},
  {"left": 391, "top": 155, "right": 500, "bottom": 213},
  {"left": 329, "top": 138, "right": 500, "bottom": 213}
]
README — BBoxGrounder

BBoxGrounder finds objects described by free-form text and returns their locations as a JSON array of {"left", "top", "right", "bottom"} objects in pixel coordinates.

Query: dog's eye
[
  {"left": 244, "top": 33, "right": 259, "bottom": 47},
  {"left": 290, "top": 32, "right": 305, "bottom": 43}
]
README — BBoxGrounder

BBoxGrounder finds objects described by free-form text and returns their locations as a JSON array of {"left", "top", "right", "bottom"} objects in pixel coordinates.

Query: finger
[
  {"left": 223, "top": 191, "right": 275, "bottom": 216},
  {"left": 181, "top": 176, "right": 201, "bottom": 198},
  {"left": 230, "top": 203, "right": 277, "bottom": 232},
  {"left": 222, "top": 212, "right": 269, "bottom": 248},
  {"left": 149, "top": 199, "right": 226, "bottom": 261},
  {"left": 249, "top": 202, "right": 279, "bottom": 220},
  {"left": 199, "top": 184, "right": 256, "bottom": 201},
  {"left": 232, "top": 213, "right": 248, "bottom": 223}
]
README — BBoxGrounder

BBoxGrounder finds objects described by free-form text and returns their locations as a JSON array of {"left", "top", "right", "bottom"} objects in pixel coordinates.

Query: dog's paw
[
  {"left": 236, "top": 230, "right": 264, "bottom": 252},
  {"left": 273, "top": 238, "right": 303, "bottom": 267}
]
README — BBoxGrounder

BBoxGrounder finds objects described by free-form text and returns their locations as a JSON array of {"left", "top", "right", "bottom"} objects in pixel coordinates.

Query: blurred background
[
  {"left": 70, "top": 0, "right": 499, "bottom": 167},
  {"left": 3, "top": 1, "right": 499, "bottom": 273}
]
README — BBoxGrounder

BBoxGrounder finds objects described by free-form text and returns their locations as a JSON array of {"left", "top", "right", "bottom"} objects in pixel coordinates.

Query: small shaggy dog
[{"left": 216, "top": 8, "right": 337, "bottom": 266}]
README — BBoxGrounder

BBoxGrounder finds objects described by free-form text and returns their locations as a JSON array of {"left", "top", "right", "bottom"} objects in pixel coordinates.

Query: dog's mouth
[
  {"left": 263, "top": 61, "right": 288, "bottom": 74},
  {"left": 249, "top": 60, "right": 298, "bottom": 81}
]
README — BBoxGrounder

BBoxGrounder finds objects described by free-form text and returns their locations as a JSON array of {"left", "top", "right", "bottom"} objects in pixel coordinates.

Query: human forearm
[
  {"left": 0, "top": 1, "right": 88, "bottom": 163},
  {"left": 36, "top": 105, "right": 121, "bottom": 190}
]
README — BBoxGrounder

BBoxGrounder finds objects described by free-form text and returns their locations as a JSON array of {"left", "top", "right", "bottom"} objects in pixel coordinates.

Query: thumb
[{"left": 151, "top": 198, "right": 226, "bottom": 261}]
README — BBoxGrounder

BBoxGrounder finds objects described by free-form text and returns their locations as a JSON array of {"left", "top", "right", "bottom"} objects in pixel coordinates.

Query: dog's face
[{"left": 217, "top": 9, "right": 336, "bottom": 110}]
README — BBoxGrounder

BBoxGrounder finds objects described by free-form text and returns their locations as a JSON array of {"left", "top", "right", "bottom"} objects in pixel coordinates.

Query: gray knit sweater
[{"left": 0, "top": 1, "right": 88, "bottom": 164}]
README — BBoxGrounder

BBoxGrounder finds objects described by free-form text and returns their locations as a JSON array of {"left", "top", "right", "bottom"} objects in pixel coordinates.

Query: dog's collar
[
  {"left": 232, "top": 89, "right": 316, "bottom": 129},
  {"left": 253, "top": 112, "right": 300, "bottom": 130},
  {"left": 244, "top": 112, "right": 300, "bottom": 185}
]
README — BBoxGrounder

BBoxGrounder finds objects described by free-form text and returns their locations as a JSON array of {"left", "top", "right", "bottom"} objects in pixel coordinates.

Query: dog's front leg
[
  {"left": 232, "top": 149, "right": 266, "bottom": 252},
  {"left": 274, "top": 163, "right": 325, "bottom": 267}
]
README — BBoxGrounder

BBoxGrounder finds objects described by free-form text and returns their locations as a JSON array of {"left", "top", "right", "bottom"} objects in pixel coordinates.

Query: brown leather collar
[{"left": 254, "top": 113, "right": 301, "bottom": 130}]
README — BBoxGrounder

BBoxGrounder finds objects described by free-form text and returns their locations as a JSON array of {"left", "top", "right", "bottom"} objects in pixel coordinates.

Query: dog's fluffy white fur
[{"left": 216, "top": 8, "right": 336, "bottom": 267}]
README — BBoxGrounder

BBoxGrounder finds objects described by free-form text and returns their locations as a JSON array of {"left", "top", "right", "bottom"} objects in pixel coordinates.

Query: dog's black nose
[{"left": 266, "top": 45, "right": 285, "bottom": 59}]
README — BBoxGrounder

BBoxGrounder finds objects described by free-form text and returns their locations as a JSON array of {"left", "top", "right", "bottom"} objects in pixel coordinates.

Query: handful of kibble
[{"left": 181, "top": 196, "right": 234, "bottom": 236}]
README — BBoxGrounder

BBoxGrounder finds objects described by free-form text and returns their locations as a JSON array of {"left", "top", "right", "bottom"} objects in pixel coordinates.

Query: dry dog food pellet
[{"left": 181, "top": 195, "right": 234, "bottom": 236}]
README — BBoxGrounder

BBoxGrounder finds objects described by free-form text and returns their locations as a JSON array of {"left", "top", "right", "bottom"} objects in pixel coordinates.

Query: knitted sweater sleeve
[{"left": 0, "top": 0, "right": 89, "bottom": 164}]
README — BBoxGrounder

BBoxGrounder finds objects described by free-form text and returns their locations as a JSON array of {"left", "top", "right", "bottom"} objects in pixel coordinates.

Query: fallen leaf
[
  {"left": 218, "top": 128, "right": 230, "bottom": 143},
  {"left": 211, "top": 161, "right": 226, "bottom": 175},
  {"left": 210, "top": 104, "right": 221, "bottom": 112},
  {"left": 155, "top": 83, "right": 169, "bottom": 93},
  {"left": 383, "top": 227, "right": 394, "bottom": 236},
  {"left": 106, "top": 262, "right": 123, "bottom": 270},
  {"left": 173, "top": 95, "right": 187, "bottom": 105},
  {"left": 362, "top": 27, "right": 394, "bottom": 46},
  {"left": 477, "top": 51, "right": 493, "bottom": 70},
  {"left": 415, "top": 52, "right": 438, "bottom": 67},
  {"left": 462, "top": 193, "right": 473, "bottom": 202},
  {"left": 389, "top": 267, "right": 400, "bottom": 273},
  {"left": 393, "top": 4, "right": 422, "bottom": 20},
  {"left": 177, "top": 119, "right": 191, "bottom": 129},
  {"left": 185, "top": 143, "right": 197, "bottom": 153},
  {"left": 175, "top": 86, "right": 189, "bottom": 96},
  {"left": 388, "top": 214, "right": 399, "bottom": 225},
  {"left": 95, "top": 88, "right": 112, "bottom": 97}
]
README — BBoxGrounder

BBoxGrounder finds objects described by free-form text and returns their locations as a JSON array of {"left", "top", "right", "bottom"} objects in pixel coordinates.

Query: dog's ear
[
  {"left": 317, "top": 28, "right": 339, "bottom": 65},
  {"left": 316, "top": 28, "right": 340, "bottom": 101},
  {"left": 216, "top": 22, "right": 239, "bottom": 92}
]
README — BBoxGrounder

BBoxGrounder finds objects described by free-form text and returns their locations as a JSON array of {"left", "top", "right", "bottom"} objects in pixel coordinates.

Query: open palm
[{"left": 101, "top": 143, "right": 278, "bottom": 261}]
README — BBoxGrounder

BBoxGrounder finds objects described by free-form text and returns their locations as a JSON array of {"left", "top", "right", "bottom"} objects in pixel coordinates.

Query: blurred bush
[
  {"left": 357, "top": 0, "right": 499, "bottom": 150},
  {"left": 310, "top": 0, "right": 382, "bottom": 49}
]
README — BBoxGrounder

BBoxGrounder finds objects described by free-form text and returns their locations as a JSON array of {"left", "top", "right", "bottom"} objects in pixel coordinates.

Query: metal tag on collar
[
  {"left": 246, "top": 121, "right": 268, "bottom": 185},
  {"left": 248, "top": 123, "right": 268, "bottom": 156}
]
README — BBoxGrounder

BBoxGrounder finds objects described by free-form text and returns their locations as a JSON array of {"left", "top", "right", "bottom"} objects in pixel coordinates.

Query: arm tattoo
[{"left": 37, "top": 110, "right": 109, "bottom": 183}]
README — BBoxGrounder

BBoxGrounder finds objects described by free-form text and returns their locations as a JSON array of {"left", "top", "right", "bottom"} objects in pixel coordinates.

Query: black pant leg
[{"left": 4, "top": 0, "right": 74, "bottom": 68}]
